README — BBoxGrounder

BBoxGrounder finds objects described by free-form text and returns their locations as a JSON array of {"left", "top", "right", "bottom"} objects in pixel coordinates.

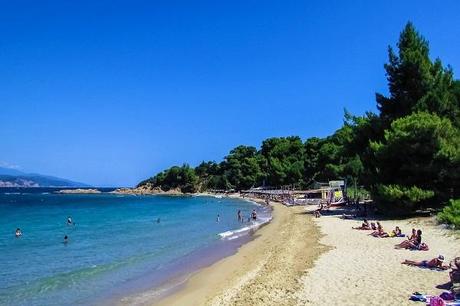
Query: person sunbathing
[
  {"left": 402, "top": 255, "right": 449, "bottom": 269},
  {"left": 395, "top": 229, "right": 422, "bottom": 249},
  {"left": 352, "top": 219, "right": 370, "bottom": 230},
  {"left": 388, "top": 226, "right": 404, "bottom": 237},
  {"left": 370, "top": 222, "right": 387, "bottom": 237},
  {"left": 408, "top": 228, "right": 417, "bottom": 240}
]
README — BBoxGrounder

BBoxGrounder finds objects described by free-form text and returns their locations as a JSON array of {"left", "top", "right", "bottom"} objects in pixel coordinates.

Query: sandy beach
[
  {"left": 142, "top": 200, "right": 459, "bottom": 306},
  {"left": 297, "top": 209, "right": 460, "bottom": 305},
  {"left": 150, "top": 200, "right": 325, "bottom": 306}
]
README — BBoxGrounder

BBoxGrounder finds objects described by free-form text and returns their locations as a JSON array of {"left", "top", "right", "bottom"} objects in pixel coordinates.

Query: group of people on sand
[
  {"left": 353, "top": 220, "right": 428, "bottom": 250},
  {"left": 351, "top": 219, "right": 460, "bottom": 301},
  {"left": 395, "top": 228, "right": 429, "bottom": 250},
  {"left": 357, "top": 220, "right": 405, "bottom": 238},
  {"left": 15, "top": 216, "right": 74, "bottom": 244}
]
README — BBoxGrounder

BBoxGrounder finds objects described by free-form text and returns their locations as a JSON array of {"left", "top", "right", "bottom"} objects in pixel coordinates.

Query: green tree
[
  {"left": 221, "top": 145, "right": 264, "bottom": 190},
  {"left": 261, "top": 137, "right": 305, "bottom": 187},
  {"left": 370, "top": 112, "right": 460, "bottom": 214},
  {"left": 138, "top": 164, "right": 198, "bottom": 193},
  {"left": 303, "top": 137, "right": 322, "bottom": 183},
  {"left": 377, "top": 22, "right": 459, "bottom": 127},
  {"left": 438, "top": 199, "right": 460, "bottom": 228}
]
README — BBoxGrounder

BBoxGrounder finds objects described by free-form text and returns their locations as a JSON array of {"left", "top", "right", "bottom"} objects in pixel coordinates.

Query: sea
[{"left": 0, "top": 188, "right": 271, "bottom": 306}]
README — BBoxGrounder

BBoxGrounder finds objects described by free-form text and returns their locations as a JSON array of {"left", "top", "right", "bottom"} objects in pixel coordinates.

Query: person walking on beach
[{"left": 237, "top": 210, "right": 242, "bottom": 222}]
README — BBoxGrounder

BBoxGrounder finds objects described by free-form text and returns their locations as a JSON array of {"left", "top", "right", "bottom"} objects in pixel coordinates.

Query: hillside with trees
[{"left": 138, "top": 23, "right": 460, "bottom": 218}]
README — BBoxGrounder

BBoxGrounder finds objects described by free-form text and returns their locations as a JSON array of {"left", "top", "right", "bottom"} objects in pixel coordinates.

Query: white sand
[{"left": 296, "top": 211, "right": 460, "bottom": 305}]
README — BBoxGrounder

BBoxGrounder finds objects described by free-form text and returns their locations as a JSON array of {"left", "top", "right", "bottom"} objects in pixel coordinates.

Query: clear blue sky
[{"left": 1, "top": 1, "right": 459, "bottom": 187}]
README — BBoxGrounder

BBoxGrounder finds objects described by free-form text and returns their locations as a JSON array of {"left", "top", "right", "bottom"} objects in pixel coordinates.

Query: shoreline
[
  {"left": 148, "top": 198, "right": 325, "bottom": 306},
  {"left": 113, "top": 194, "right": 459, "bottom": 305},
  {"left": 112, "top": 195, "right": 276, "bottom": 306}
]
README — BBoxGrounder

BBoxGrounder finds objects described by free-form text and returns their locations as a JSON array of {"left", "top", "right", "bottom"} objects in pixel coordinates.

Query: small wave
[{"left": 218, "top": 217, "right": 272, "bottom": 240}]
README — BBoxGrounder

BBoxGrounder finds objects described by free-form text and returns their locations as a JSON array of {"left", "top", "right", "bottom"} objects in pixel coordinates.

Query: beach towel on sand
[
  {"left": 410, "top": 243, "right": 430, "bottom": 251},
  {"left": 429, "top": 296, "right": 446, "bottom": 306},
  {"left": 409, "top": 292, "right": 460, "bottom": 305},
  {"left": 418, "top": 266, "right": 448, "bottom": 272}
]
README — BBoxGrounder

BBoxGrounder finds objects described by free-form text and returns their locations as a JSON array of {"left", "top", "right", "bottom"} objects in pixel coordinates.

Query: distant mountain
[
  {"left": 0, "top": 167, "right": 90, "bottom": 188},
  {"left": 0, "top": 167, "right": 25, "bottom": 176}
]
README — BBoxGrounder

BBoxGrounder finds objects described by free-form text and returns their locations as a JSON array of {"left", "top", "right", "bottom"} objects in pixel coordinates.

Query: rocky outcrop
[
  {"left": 57, "top": 188, "right": 101, "bottom": 194},
  {"left": 0, "top": 179, "right": 39, "bottom": 187},
  {"left": 111, "top": 184, "right": 183, "bottom": 195}
]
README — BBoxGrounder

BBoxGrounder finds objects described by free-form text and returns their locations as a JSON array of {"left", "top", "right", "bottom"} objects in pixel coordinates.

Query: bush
[
  {"left": 373, "top": 184, "right": 434, "bottom": 215},
  {"left": 438, "top": 199, "right": 460, "bottom": 228}
]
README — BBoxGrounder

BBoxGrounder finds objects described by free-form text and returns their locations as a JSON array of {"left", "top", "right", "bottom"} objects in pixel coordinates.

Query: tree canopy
[{"left": 138, "top": 22, "right": 460, "bottom": 216}]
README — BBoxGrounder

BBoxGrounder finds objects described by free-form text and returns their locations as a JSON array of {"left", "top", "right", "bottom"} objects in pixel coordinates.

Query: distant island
[
  {"left": 0, "top": 167, "right": 89, "bottom": 188},
  {"left": 57, "top": 188, "right": 101, "bottom": 194}
]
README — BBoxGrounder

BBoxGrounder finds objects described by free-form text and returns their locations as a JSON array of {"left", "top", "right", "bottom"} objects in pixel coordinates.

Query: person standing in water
[
  {"left": 15, "top": 228, "right": 22, "bottom": 237},
  {"left": 237, "top": 210, "right": 242, "bottom": 222},
  {"left": 63, "top": 235, "right": 69, "bottom": 244},
  {"left": 216, "top": 214, "right": 220, "bottom": 222},
  {"left": 67, "top": 216, "right": 73, "bottom": 226},
  {"left": 156, "top": 218, "right": 161, "bottom": 224},
  {"left": 251, "top": 209, "right": 257, "bottom": 221}
]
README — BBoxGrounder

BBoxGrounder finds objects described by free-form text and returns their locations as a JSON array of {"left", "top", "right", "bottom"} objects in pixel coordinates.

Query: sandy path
[
  {"left": 155, "top": 202, "right": 324, "bottom": 306},
  {"left": 296, "top": 211, "right": 460, "bottom": 305}
]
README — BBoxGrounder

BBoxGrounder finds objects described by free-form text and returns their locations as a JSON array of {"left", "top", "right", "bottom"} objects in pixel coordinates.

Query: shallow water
[{"left": 0, "top": 190, "right": 269, "bottom": 306}]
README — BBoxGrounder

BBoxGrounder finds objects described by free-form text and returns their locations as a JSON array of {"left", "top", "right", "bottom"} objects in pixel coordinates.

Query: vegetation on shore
[
  {"left": 438, "top": 199, "right": 460, "bottom": 228},
  {"left": 139, "top": 23, "right": 460, "bottom": 216}
]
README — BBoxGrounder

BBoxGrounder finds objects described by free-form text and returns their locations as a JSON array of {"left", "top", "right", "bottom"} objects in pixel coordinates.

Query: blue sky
[{"left": 1, "top": 1, "right": 459, "bottom": 187}]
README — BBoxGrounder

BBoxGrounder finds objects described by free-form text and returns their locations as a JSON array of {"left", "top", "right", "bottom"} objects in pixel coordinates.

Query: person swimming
[
  {"left": 156, "top": 218, "right": 161, "bottom": 223},
  {"left": 15, "top": 228, "right": 22, "bottom": 237},
  {"left": 67, "top": 216, "right": 73, "bottom": 225},
  {"left": 63, "top": 235, "right": 69, "bottom": 244}
]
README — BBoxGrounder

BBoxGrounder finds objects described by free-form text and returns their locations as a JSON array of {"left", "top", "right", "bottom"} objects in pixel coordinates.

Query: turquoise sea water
[{"left": 0, "top": 189, "right": 270, "bottom": 305}]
